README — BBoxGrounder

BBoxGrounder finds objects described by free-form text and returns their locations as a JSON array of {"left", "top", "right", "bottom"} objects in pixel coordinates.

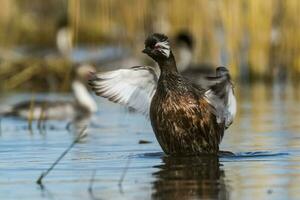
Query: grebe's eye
[{"left": 154, "top": 44, "right": 161, "bottom": 49}]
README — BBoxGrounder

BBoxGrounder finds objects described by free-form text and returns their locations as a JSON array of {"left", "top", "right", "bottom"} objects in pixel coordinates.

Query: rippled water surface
[{"left": 1, "top": 83, "right": 300, "bottom": 200}]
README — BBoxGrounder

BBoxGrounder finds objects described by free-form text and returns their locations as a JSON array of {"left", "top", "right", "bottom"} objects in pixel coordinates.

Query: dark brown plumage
[
  {"left": 150, "top": 79, "right": 224, "bottom": 154},
  {"left": 147, "top": 50, "right": 224, "bottom": 155}
]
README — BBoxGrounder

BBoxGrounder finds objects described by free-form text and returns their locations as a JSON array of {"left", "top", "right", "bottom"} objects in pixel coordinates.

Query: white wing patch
[
  {"left": 89, "top": 66, "right": 158, "bottom": 116},
  {"left": 204, "top": 89, "right": 225, "bottom": 123},
  {"left": 227, "top": 88, "right": 236, "bottom": 125},
  {"left": 204, "top": 83, "right": 236, "bottom": 129}
]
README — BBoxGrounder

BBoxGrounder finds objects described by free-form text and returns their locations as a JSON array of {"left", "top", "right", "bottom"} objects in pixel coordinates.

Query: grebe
[
  {"left": 89, "top": 33, "right": 236, "bottom": 155},
  {"left": 174, "top": 31, "right": 215, "bottom": 83},
  {"left": 2, "top": 64, "right": 97, "bottom": 120}
]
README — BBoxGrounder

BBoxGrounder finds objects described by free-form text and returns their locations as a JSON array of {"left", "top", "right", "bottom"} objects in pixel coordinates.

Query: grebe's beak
[{"left": 142, "top": 48, "right": 150, "bottom": 54}]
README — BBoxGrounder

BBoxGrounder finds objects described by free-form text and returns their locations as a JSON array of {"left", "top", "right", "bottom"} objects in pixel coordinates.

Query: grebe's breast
[{"left": 149, "top": 77, "right": 223, "bottom": 154}]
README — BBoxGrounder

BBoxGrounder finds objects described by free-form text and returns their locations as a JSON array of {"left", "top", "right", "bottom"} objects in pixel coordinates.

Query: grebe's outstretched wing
[
  {"left": 203, "top": 67, "right": 236, "bottom": 128},
  {"left": 89, "top": 66, "right": 158, "bottom": 116}
]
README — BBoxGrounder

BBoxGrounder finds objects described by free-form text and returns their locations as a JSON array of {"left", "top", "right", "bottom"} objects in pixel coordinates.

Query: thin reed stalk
[
  {"left": 36, "top": 126, "right": 87, "bottom": 185},
  {"left": 28, "top": 93, "right": 35, "bottom": 130}
]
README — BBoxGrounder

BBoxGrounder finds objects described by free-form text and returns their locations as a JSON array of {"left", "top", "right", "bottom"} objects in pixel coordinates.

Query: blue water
[{"left": 1, "top": 83, "right": 300, "bottom": 200}]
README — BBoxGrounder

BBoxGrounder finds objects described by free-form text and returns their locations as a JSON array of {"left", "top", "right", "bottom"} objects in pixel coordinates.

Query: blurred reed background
[{"left": 0, "top": 0, "right": 300, "bottom": 91}]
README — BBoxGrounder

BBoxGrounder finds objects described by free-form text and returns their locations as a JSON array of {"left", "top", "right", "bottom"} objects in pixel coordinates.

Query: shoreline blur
[{"left": 1, "top": 0, "right": 300, "bottom": 91}]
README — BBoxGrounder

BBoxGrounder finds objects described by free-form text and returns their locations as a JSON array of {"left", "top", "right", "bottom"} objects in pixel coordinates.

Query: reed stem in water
[{"left": 36, "top": 126, "right": 87, "bottom": 185}]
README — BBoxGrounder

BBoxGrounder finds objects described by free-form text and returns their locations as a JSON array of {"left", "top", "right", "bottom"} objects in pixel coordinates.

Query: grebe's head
[
  {"left": 72, "top": 64, "right": 98, "bottom": 113},
  {"left": 174, "top": 31, "right": 194, "bottom": 72},
  {"left": 142, "top": 33, "right": 171, "bottom": 61},
  {"left": 216, "top": 66, "right": 229, "bottom": 76},
  {"left": 175, "top": 31, "right": 194, "bottom": 50},
  {"left": 74, "top": 64, "right": 96, "bottom": 81}
]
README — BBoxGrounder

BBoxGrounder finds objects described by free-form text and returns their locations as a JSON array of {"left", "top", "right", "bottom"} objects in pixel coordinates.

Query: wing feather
[
  {"left": 204, "top": 75, "right": 236, "bottom": 128},
  {"left": 89, "top": 66, "right": 158, "bottom": 115}
]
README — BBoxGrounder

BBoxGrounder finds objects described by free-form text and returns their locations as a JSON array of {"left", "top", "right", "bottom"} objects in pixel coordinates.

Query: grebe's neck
[
  {"left": 72, "top": 80, "right": 98, "bottom": 113},
  {"left": 176, "top": 46, "right": 192, "bottom": 72},
  {"left": 156, "top": 51, "right": 178, "bottom": 74},
  {"left": 56, "top": 27, "right": 73, "bottom": 56}
]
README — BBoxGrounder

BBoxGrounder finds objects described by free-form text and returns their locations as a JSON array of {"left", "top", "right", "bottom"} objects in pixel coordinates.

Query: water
[{"left": 1, "top": 83, "right": 300, "bottom": 200}]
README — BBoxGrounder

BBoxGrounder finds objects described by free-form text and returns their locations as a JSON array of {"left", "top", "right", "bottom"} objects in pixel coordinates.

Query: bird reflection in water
[{"left": 151, "top": 155, "right": 228, "bottom": 200}]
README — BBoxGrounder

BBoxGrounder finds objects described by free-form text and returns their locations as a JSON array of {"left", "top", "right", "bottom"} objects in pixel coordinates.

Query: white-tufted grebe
[
  {"left": 174, "top": 31, "right": 215, "bottom": 84},
  {"left": 89, "top": 33, "right": 236, "bottom": 155},
  {"left": 2, "top": 65, "right": 97, "bottom": 120}
]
